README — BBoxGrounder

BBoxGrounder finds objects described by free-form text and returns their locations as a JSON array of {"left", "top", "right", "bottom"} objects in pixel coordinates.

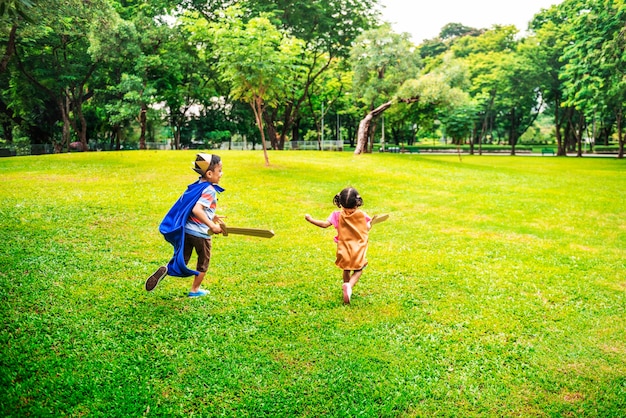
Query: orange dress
[{"left": 335, "top": 209, "right": 369, "bottom": 270}]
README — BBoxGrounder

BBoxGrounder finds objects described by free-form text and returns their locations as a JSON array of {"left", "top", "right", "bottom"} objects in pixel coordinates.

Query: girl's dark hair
[{"left": 333, "top": 187, "right": 363, "bottom": 209}]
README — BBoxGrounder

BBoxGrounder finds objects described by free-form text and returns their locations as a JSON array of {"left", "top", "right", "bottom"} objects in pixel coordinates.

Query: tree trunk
[
  {"left": 263, "top": 108, "right": 280, "bottom": 150},
  {"left": 617, "top": 107, "right": 624, "bottom": 159},
  {"left": 509, "top": 107, "right": 517, "bottom": 156},
  {"left": 139, "top": 105, "right": 147, "bottom": 150},
  {"left": 57, "top": 98, "right": 71, "bottom": 153},
  {"left": 0, "top": 24, "right": 17, "bottom": 74},
  {"left": 251, "top": 97, "right": 270, "bottom": 166},
  {"left": 278, "top": 103, "right": 293, "bottom": 150},
  {"left": 76, "top": 97, "right": 89, "bottom": 151},
  {"left": 115, "top": 126, "right": 122, "bottom": 151},
  {"left": 576, "top": 113, "right": 585, "bottom": 157},
  {"left": 173, "top": 121, "right": 181, "bottom": 150},
  {"left": 291, "top": 117, "right": 300, "bottom": 142},
  {"left": 554, "top": 99, "right": 565, "bottom": 156},
  {"left": 354, "top": 101, "right": 392, "bottom": 155}
]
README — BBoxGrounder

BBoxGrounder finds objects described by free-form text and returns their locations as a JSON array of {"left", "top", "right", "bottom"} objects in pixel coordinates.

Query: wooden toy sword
[{"left": 215, "top": 218, "right": 275, "bottom": 238}]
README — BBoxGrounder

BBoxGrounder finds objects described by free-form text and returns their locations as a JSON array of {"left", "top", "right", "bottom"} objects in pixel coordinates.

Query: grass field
[{"left": 1, "top": 151, "right": 625, "bottom": 417}]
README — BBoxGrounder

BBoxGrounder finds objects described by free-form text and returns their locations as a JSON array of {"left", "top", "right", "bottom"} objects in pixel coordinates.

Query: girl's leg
[
  {"left": 342, "top": 269, "right": 363, "bottom": 304},
  {"left": 342, "top": 270, "right": 352, "bottom": 304},
  {"left": 349, "top": 269, "right": 363, "bottom": 288}
]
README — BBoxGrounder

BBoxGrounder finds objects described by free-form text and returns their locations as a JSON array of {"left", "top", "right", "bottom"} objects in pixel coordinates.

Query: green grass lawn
[{"left": 1, "top": 151, "right": 625, "bottom": 417}]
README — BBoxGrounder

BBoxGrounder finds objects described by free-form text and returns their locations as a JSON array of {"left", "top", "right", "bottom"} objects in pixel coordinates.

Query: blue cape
[{"left": 159, "top": 181, "right": 224, "bottom": 277}]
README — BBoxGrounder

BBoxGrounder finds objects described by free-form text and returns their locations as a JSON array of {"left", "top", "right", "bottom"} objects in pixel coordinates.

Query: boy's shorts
[{"left": 183, "top": 234, "right": 212, "bottom": 272}]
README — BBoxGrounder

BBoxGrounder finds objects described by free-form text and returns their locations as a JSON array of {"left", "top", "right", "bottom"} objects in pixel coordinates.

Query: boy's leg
[
  {"left": 190, "top": 271, "right": 206, "bottom": 294},
  {"left": 188, "top": 236, "right": 211, "bottom": 297}
]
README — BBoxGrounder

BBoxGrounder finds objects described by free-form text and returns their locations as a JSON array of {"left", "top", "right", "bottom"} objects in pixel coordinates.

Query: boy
[{"left": 145, "top": 153, "right": 224, "bottom": 297}]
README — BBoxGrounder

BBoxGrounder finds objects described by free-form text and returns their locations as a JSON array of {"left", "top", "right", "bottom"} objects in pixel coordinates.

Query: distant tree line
[{"left": 0, "top": 0, "right": 623, "bottom": 159}]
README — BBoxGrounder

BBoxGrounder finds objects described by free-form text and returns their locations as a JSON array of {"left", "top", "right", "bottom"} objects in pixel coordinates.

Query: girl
[{"left": 305, "top": 187, "right": 371, "bottom": 304}]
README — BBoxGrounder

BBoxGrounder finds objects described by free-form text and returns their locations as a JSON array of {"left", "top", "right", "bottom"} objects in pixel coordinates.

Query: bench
[{"left": 541, "top": 148, "right": 555, "bottom": 156}]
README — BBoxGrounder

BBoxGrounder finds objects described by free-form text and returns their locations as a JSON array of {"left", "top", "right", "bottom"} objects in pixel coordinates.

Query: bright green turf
[{"left": 1, "top": 151, "right": 625, "bottom": 416}]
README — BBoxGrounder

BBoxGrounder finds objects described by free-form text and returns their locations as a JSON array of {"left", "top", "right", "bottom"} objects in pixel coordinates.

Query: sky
[{"left": 377, "top": 0, "right": 564, "bottom": 43}]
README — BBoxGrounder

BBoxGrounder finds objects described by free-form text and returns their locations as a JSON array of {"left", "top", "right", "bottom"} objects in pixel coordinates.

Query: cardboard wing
[{"left": 371, "top": 214, "right": 389, "bottom": 225}]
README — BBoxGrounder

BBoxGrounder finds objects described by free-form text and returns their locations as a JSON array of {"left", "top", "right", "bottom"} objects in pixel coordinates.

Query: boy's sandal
[{"left": 188, "top": 289, "right": 210, "bottom": 298}]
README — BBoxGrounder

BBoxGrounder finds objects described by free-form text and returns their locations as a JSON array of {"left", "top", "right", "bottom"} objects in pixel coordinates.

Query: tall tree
[
  {"left": 350, "top": 25, "right": 421, "bottom": 153},
  {"left": 11, "top": 0, "right": 114, "bottom": 151},
  {"left": 251, "top": 0, "right": 379, "bottom": 148},
  {"left": 526, "top": 4, "right": 576, "bottom": 156},
  {"left": 561, "top": 0, "right": 626, "bottom": 158},
  {"left": 211, "top": 7, "right": 305, "bottom": 165},
  {"left": 451, "top": 25, "right": 542, "bottom": 154},
  {"left": 88, "top": 8, "right": 144, "bottom": 150},
  {"left": 181, "top": 0, "right": 378, "bottom": 149}
]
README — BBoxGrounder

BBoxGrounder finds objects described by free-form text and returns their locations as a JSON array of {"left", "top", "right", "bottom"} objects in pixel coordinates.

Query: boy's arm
[
  {"left": 192, "top": 202, "right": 222, "bottom": 234},
  {"left": 305, "top": 214, "right": 332, "bottom": 228}
]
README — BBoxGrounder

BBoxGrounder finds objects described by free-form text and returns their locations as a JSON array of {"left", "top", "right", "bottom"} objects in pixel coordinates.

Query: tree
[
  {"left": 154, "top": 17, "right": 213, "bottom": 150},
  {"left": 527, "top": 4, "right": 576, "bottom": 156},
  {"left": 248, "top": 0, "right": 379, "bottom": 148},
  {"left": 350, "top": 25, "right": 421, "bottom": 153},
  {"left": 561, "top": 0, "right": 626, "bottom": 158},
  {"left": 0, "top": 0, "right": 33, "bottom": 75},
  {"left": 211, "top": 7, "right": 305, "bottom": 165},
  {"left": 439, "top": 22, "right": 484, "bottom": 40},
  {"left": 450, "top": 25, "right": 542, "bottom": 154},
  {"left": 88, "top": 9, "right": 144, "bottom": 150},
  {"left": 183, "top": 0, "right": 377, "bottom": 149},
  {"left": 11, "top": 0, "right": 115, "bottom": 152},
  {"left": 499, "top": 52, "right": 543, "bottom": 154}
]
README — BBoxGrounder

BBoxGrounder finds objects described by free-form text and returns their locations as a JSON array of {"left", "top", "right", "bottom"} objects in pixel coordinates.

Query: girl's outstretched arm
[{"left": 305, "top": 214, "right": 331, "bottom": 228}]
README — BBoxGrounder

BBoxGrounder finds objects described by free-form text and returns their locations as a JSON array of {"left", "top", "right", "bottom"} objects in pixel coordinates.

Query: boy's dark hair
[
  {"left": 333, "top": 187, "right": 363, "bottom": 209},
  {"left": 193, "top": 153, "right": 221, "bottom": 176},
  {"left": 207, "top": 154, "right": 221, "bottom": 171}
]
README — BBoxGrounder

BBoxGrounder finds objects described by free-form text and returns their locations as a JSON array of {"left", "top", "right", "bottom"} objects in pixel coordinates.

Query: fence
[
  {"left": 285, "top": 140, "right": 344, "bottom": 151},
  {"left": 0, "top": 139, "right": 345, "bottom": 157},
  {"left": 220, "top": 140, "right": 344, "bottom": 151}
]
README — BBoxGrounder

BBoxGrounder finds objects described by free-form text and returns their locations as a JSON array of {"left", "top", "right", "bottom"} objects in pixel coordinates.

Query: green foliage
[
  {"left": 0, "top": 0, "right": 33, "bottom": 20},
  {"left": 4, "top": 0, "right": 626, "bottom": 159},
  {"left": 1, "top": 151, "right": 625, "bottom": 416},
  {"left": 210, "top": 7, "right": 305, "bottom": 109},
  {"left": 250, "top": 0, "right": 380, "bottom": 59},
  {"left": 561, "top": 0, "right": 626, "bottom": 113},
  {"left": 350, "top": 24, "right": 421, "bottom": 108}
]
